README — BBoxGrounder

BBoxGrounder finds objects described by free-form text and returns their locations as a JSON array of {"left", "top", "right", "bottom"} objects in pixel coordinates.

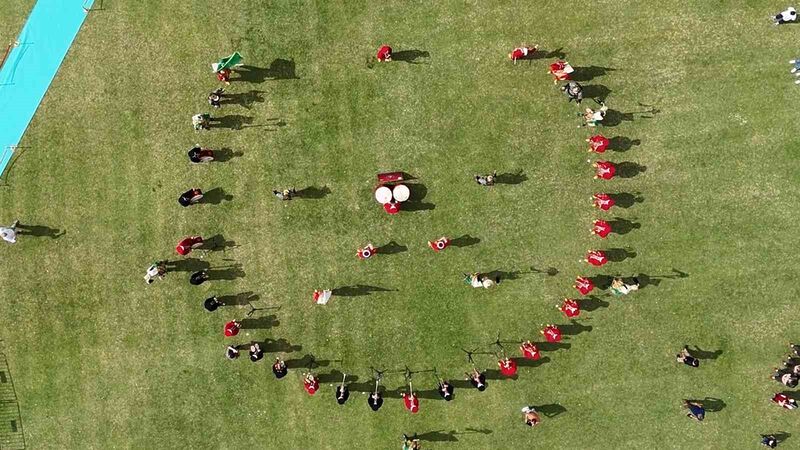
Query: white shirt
[
  {"left": 781, "top": 7, "right": 797, "bottom": 21},
  {"left": 0, "top": 227, "right": 17, "bottom": 243}
]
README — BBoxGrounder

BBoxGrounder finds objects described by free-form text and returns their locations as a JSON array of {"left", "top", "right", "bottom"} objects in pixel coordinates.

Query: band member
[
  {"left": 585, "top": 250, "right": 608, "bottom": 267},
  {"left": 249, "top": 342, "right": 264, "bottom": 362},
  {"left": 592, "top": 220, "right": 612, "bottom": 238},
  {"left": 541, "top": 324, "right": 562, "bottom": 343},
  {"left": 303, "top": 373, "right": 319, "bottom": 395},
  {"left": 272, "top": 357, "right": 288, "bottom": 379},
  {"left": 178, "top": 188, "right": 203, "bottom": 207},
  {"left": 593, "top": 193, "right": 615, "bottom": 211},
  {"left": 520, "top": 341, "right": 541, "bottom": 360},
  {"left": 357, "top": 243, "right": 377, "bottom": 259},
  {"left": 548, "top": 60, "right": 573, "bottom": 83},
  {"left": 313, "top": 289, "right": 333, "bottom": 305},
  {"left": 508, "top": 45, "right": 537, "bottom": 63},
  {"left": 402, "top": 392, "right": 420, "bottom": 413},
  {"left": 368, "top": 391, "right": 384, "bottom": 411},
  {"left": 522, "top": 406, "right": 541, "bottom": 426},
  {"left": 176, "top": 235, "right": 204, "bottom": 256},
  {"left": 587, "top": 135, "right": 610, "bottom": 153},
  {"left": 465, "top": 368, "right": 487, "bottom": 391},
  {"left": 188, "top": 146, "right": 215, "bottom": 163},
  {"left": 428, "top": 237, "right": 451, "bottom": 252},
  {"left": 558, "top": 298, "right": 581, "bottom": 318},
  {"left": 498, "top": 357, "right": 518, "bottom": 377},
  {"left": 376, "top": 45, "right": 393, "bottom": 62},
  {"left": 224, "top": 320, "right": 241, "bottom": 337},
  {"left": 438, "top": 380, "right": 454, "bottom": 401},
  {"left": 574, "top": 276, "right": 595, "bottom": 295},
  {"left": 204, "top": 296, "right": 224, "bottom": 312},
  {"left": 225, "top": 345, "right": 239, "bottom": 360},
  {"left": 593, "top": 160, "right": 616, "bottom": 180},
  {"left": 335, "top": 384, "right": 350, "bottom": 405}
]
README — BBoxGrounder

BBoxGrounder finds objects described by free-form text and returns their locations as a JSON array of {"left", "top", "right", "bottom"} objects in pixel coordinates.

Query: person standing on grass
[
  {"left": 773, "top": 7, "right": 797, "bottom": 25},
  {"left": 178, "top": 188, "right": 204, "bottom": 207},
  {"left": 587, "top": 135, "right": 610, "bottom": 153},
  {"left": 368, "top": 391, "right": 384, "bottom": 411},
  {"left": 273, "top": 357, "right": 288, "bottom": 379},
  {"left": 683, "top": 400, "right": 705, "bottom": 421},
  {"left": 558, "top": 298, "right": 581, "bottom": 318},
  {"left": 498, "top": 357, "right": 518, "bottom": 377},
  {"left": 176, "top": 235, "right": 204, "bottom": 256},
  {"left": 188, "top": 146, "right": 215, "bottom": 163},
  {"left": 771, "top": 393, "right": 798, "bottom": 410},
  {"left": 313, "top": 289, "right": 333, "bottom": 305},
  {"left": 224, "top": 319, "right": 241, "bottom": 337},
  {"left": 428, "top": 236, "right": 451, "bottom": 252},
  {"left": 335, "top": 383, "right": 350, "bottom": 405},
  {"left": 574, "top": 276, "right": 595, "bottom": 295},
  {"left": 593, "top": 160, "right": 616, "bottom": 180},
  {"left": 475, "top": 171, "right": 497, "bottom": 186},
  {"left": 0, "top": 219, "right": 19, "bottom": 244},
  {"left": 216, "top": 68, "right": 232, "bottom": 85},
  {"left": 561, "top": 81, "right": 584, "bottom": 104},
  {"left": 203, "top": 295, "right": 224, "bottom": 312},
  {"left": 190, "top": 270, "right": 209, "bottom": 285},
  {"left": 402, "top": 434, "right": 421, "bottom": 450},
  {"left": 584, "top": 250, "right": 608, "bottom": 267},
  {"left": 225, "top": 345, "right": 240, "bottom": 360},
  {"left": 520, "top": 341, "right": 541, "bottom": 360},
  {"left": 771, "top": 368, "right": 799, "bottom": 388},
  {"left": 581, "top": 103, "right": 608, "bottom": 127},
  {"left": 466, "top": 368, "right": 487, "bottom": 391},
  {"left": 541, "top": 324, "right": 562, "bottom": 343},
  {"left": 144, "top": 261, "right": 167, "bottom": 284},
  {"left": 522, "top": 406, "right": 541, "bottom": 426},
  {"left": 377, "top": 45, "right": 393, "bottom": 62},
  {"left": 208, "top": 88, "right": 224, "bottom": 108},
  {"left": 192, "top": 114, "right": 211, "bottom": 131},
  {"left": 610, "top": 277, "right": 639, "bottom": 296},
  {"left": 357, "top": 243, "right": 377, "bottom": 260},
  {"left": 761, "top": 434, "right": 779, "bottom": 448},
  {"left": 592, "top": 193, "right": 615, "bottom": 211},
  {"left": 273, "top": 188, "right": 297, "bottom": 201},
  {"left": 249, "top": 342, "right": 264, "bottom": 362},
  {"left": 592, "top": 219, "right": 612, "bottom": 238},
  {"left": 303, "top": 372, "right": 320, "bottom": 395},
  {"left": 676, "top": 346, "right": 700, "bottom": 367},
  {"left": 548, "top": 60, "right": 573, "bottom": 83},
  {"left": 508, "top": 45, "right": 537, "bottom": 63},
  {"left": 438, "top": 379, "right": 454, "bottom": 401},
  {"left": 402, "top": 391, "right": 420, "bottom": 413}
]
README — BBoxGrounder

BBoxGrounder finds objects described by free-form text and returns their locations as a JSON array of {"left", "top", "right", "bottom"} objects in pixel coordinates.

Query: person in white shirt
[
  {"left": 774, "top": 7, "right": 797, "bottom": 25},
  {"left": 0, "top": 219, "right": 19, "bottom": 244}
]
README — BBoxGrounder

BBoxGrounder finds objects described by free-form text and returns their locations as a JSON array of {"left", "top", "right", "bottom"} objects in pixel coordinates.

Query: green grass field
[{"left": 1, "top": 1, "right": 800, "bottom": 448}]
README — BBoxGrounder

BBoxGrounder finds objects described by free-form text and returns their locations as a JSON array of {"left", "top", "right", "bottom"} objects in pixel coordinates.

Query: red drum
[{"left": 377, "top": 171, "right": 404, "bottom": 183}]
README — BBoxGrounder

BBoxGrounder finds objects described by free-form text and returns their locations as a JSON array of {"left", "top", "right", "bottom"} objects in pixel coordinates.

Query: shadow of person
[
  {"left": 689, "top": 346, "right": 723, "bottom": 360},
  {"left": 560, "top": 319, "right": 593, "bottom": 336},
  {"left": 617, "top": 162, "right": 647, "bottom": 178},
  {"left": 531, "top": 47, "right": 566, "bottom": 60},
  {"left": 537, "top": 342, "right": 571, "bottom": 352},
  {"left": 263, "top": 338, "right": 302, "bottom": 353},
  {"left": 15, "top": 223, "right": 65, "bottom": 239},
  {"left": 608, "top": 137, "right": 641, "bottom": 152},
  {"left": 332, "top": 284, "right": 395, "bottom": 296},
  {"left": 486, "top": 269, "right": 528, "bottom": 283},
  {"left": 317, "top": 369, "right": 357, "bottom": 384},
  {"left": 408, "top": 183, "right": 427, "bottom": 201},
  {"left": 393, "top": 49, "right": 430, "bottom": 63},
  {"left": 516, "top": 356, "right": 550, "bottom": 368},
  {"left": 531, "top": 266, "right": 559, "bottom": 276},
  {"left": 601, "top": 109, "right": 635, "bottom": 127},
  {"left": 609, "top": 218, "right": 641, "bottom": 235},
  {"left": 284, "top": 353, "right": 319, "bottom": 369},
  {"left": 579, "top": 296, "right": 610, "bottom": 311},
  {"left": 605, "top": 248, "right": 636, "bottom": 262},
  {"left": 215, "top": 148, "right": 244, "bottom": 162},
  {"left": 265, "top": 59, "right": 299, "bottom": 79},
  {"left": 375, "top": 241, "right": 408, "bottom": 254},
  {"left": 582, "top": 84, "right": 612, "bottom": 103},
  {"left": 403, "top": 201, "right": 435, "bottom": 211},
  {"left": 494, "top": 170, "right": 527, "bottom": 185},
  {"left": 206, "top": 264, "right": 245, "bottom": 280},
  {"left": 240, "top": 314, "right": 279, "bottom": 330},
  {"left": 696, "top": 397, "right": 726, "bottom": 412},
  {"left": 202, "top": 188, "right": 234, "bottom": 204},
  {"left": 462, "top": 428, "right": 493, "bottom": 435},
  {"left": 203, "top": 234, "right": 237, "bottom": 252},
  {"left": 587, "top": 275, "right": 613, "bottom": 289},
  {"left": 571, "top": 66, "right": 616, "bottom": 82},
  {"left": 165, "top": 258, "right": 210, "bottom": 273},
  {"left": 450, "top": 235, "right": 480, "bottom": 248},
  {"left": 771, "top": 432, "right": 791, "bottom": 444},
  {"left": 609, "top": 192, "right": 644, "bottom": 208},
  {"left": 214, "top": 114, "right": 254, "bottom": 130},
  {"left": 415, "top": 389, "right": 448, "bottom": 400},
  {"left": 484, "top": 369, "right": 517, "bottom": 381},
  {"left": 217, "top": 291, "right": 259, "bottom": 306},
  {"left": 537, "top": 403, "right": 567, "bottom": 417},
  {"left": 220, "top": 90, "right": 266, "bottom": 109},
  {"left": 416, "top": 431, "right": 458, "bottom": 442},
  {"left": 294, "top": 186, "right": 331, "bottom": 199}
]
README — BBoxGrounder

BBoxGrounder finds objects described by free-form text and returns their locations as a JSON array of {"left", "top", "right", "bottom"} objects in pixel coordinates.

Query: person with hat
[
  {"left": 190, "top": 270, "right": 209, "bottom": 285},
  {"left": 428, "top": 237, "right": 450, "bottom": 252},
  {"left": 144, "top": 261, "right": 167, "bottom": 284},
  {"left": 558, "top": 298, "right": 581, "bottom": 318},
  {"left": 465, "top": 368, "right": 487, "bottom": 391},
  {"left": 313, "top": 289, "right": 333, "bottom": 305},
  {"left": 225, "top": 345, "right": 240, "bottom": 360},
  {"left": 402, "top": 391, "right": 420, "bottom": 413},
  {"left": 584, "top": 250, "right": 608, "bottom": 267},
  {"left": 357, "top": 243, "right": 377, "bottom": 260},
  {"left": 203, "top": 295, "right": 224, "bottom": 312},
  {"left": 475, "top": 171, "right": 497, "bottom": 186},
  {"left": 273, "top": 188, "right": 297, "bottom": 201},
  {"left": 520, "top": 341, "right": 541, "bottom": 360},
  {"left": 683, "top": 400, "right": 706, "bottom": 421},
  {"left": 522, "top": 406, "right": 541, "bottom": 426},
  {"left": 592, "top": 193, "right": 615, "bottom": 211},
  {"left": 303, "top": 372, "right": 320, "bottom": 395},
  {"left": 249, "top": 342, "right": 264, "bottom": 362},
  {"left": 377, "top": 45, "right": 393, "bottom": 62},
  {"left": 188, "top": 146, "right": 215, "bottom": 163},
  {"left": 508, "top": 45, "right": 537, "bottom": 63},
  {"left": 224, "top": 320, "right": 241, "bottom": 337},
  {"left": 335, "top": 384, "right": 350, "bottom": 405},
  {"left": 368, "top": 391, "right": 384, "bottom": 411},
  {"left": 561, "top": 81, "right": 584, "bottom": 104},
  {"left": 272, "top": 357, "right": 288, "bottom": 379},
  {"left": 591, "top": 219, "right": 612, "bottom": 238},
  {"left": 587, "top": 135, "right": 610, "bottom": 153},
  {"left": 541, "top": 324, "right": 562, "bottom": 343},
  {"left": 574, "top": 276, "right": 595, "bottom": 295},
  {"left": 498, "top": 357, "right": 518, "bottom": 377},
  {"left": 178, "top": 188, "right": 204, "bottom": 207},
  {"left": 593, "top": 160, "right": 616, "bottom": 180},
  {"left": 176, "top": 235, "right": 204, "bottom": 256}
]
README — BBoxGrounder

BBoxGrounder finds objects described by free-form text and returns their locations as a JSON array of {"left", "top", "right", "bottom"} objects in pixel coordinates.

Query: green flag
[{"left": 212, "top": 52, "right": 243, "bottom": 72}]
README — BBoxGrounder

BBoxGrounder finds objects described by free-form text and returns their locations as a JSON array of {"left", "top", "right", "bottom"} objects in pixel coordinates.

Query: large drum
[
  {"left": 374, "top": 186, "right": 392, "bottom": 204},
  {"left": 392, "top": 184, "right": 410, "bottom": 202}
]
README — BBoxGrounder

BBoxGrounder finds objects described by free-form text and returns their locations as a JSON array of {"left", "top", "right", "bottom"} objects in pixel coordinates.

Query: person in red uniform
[
  {"left": 520, "top": 341, "right": 540, "bottom": 360},
  {"left": 771, "top": 393, "right": 798, "bottom": 410},
  {"left": 548, "top": 60, "right": 573, "bottom": 83},
  {"left": 176, "top": 235, "right": 204, "bottom": 256},
  {"left": 224, "top": 320, "right": 241, "bottom": 337},
  {"left": 585, "top": 250, "right": 608, "bottom": 266},
  {"left": 508, "top": 45, "right": 537, "bottom": 63},
  {"left": 357, "top": 243, "right": 377, "bottom": 259},
  {"left": 592, "top": 220, "right": 612, "bottom": 238},
  {"left": 216, "top": 68, "right": 231, "bottom": 85},
  {"left": 593, "top": 193, "right": 615, "bottom": 211},
  {"left": 402, "top": 392, "right": 420, "bottom": 413},
  {"left": 587, "top": 135, "right": 610, "bottom": 153},
  {"left": 428, "top": 236, "right": 450, "bottom": 252},
  {"left": 541, "top": 324, "right": 562, "bottom": 343},
  {"left": 303, "top": 373, "right": 319, "bottom": 395},
  {"left": 593, "top": 161, "right": 616, "bottom": 180},
  {"left": 558, "top": 298, "right": 581, "bottom": 318},
  {"left": 384, "top": 201, "right": 400, "bottom": 214},
  {"left": 376, "top": 45, "right": 393, "bottom": 62},
  {"left": 574, "top": 276, "right": 595, "bottom": 295},
  {"left": 498, "top": 357, "right": 518, "bottom": 376}
]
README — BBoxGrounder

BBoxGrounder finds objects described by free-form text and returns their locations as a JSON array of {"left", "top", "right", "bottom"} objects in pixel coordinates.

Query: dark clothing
[
  {"left": 225, "top": 346, "right": 239, "bottom": 360},
  {"left": 204, "top": 296, "right": 223, "bottom": 312},
  {"left": 179, "top": 189, "right": 202, "bottom": 207},
  {"left": 687, "top": 404, "right": 705, "bottom": 421},
  {"left": 562, "top": 82, "right": 584, "bottom": 103},
  {"left": 335, "top": 386, "right": 350, "bottom": 405},
  {"left": 439, "top": 382, "right": 454, "bottom": 401},
  {"left": 761, "top": 436, "right": 777, "bottom": 448},
  {"left": 249, "top": 345, "right": 263, "bottom": 362},
  {"left": 368, "top": 394, "right": 383, "bottom": 411},
  {"left": 469, "top": 373, "right": 487, "bottom": 391},
  {"left": 682, "top": 356, "right": 699, "bottom": 367},
  {"left": 190, "top": 271, "right": 208, "bottom": 285},
  {"left": 272, "top": 361, "right": 287, "bottom": 379}
]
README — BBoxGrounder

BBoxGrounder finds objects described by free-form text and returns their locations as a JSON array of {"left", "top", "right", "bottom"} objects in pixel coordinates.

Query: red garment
[
  {"left": 176, "top": 236, "right": 203, "bottom": 256},
  {"left": 586, "top": 250, "right": 608, "bottom": 266},
  {"left": 403, "top": 393, "right": 419, "bottom": 413},
  {"left": 520, "top": 342, "right": 540, "bottom": 360},
  {"left": 357, "top": 245, "right": 376, "bottom": 259},
  {"left": 384, "top": 202, "right": 400, "bottom": 214},
  {"left": 499, "top": 358, "right": 518, "bottom": 376},
  {"left": 589, "top": 135, "right": 609, "bottom": 153},
  {"left": 560, "top": 299, "right": 581, "bottom": 318},
  {"left": 593, "top": 193, "right": 615, "bottom": 211},
  {"left": 595, "top": 161, "right": 616, "bottom": 180},
  {"left": 542, "top": 325, "right": 562, "bottom": 343},
  {"left": 772, "top": 393, "right": 794, "bottom": 408},
  {"left": 549, "top": 60, "right": 571, "bottom": 80},
  {"left": 304, "top": 377, "right": 319, "bottom": 395},
  {"left": 224, "top": 321, "right": 240, "bottom": 337},
  {"left": 592, "top": 220, "right": 612, "bottom": 238},
  {"left": 511, "top": 48, "right": 525, "bottom": 60},
  {"left": 216, "top": 68, "right": 231, "bottom": 82},
  {"left": 428, "top": 237, "right": 450, "bottom": 252},
  {"left": 574, "top": 276, "right": 595, "bottom": 295},
  {"left": 376, "top": 45, "right": 392, "bottom": 62}
]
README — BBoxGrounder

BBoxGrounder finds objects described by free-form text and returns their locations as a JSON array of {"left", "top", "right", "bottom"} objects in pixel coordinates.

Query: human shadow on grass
[
  {"left": 579, "top": 296, "right": 610, "bottom": 311},
  {"left": 609, "top": 192, "right": 644, "bottom": 208},
  {"left": 516, "top": 356, "right": 551, "bottom": 368},
  {"left": 294, "top": 186, "right": 331, "bottom": 199},
  {"left": 560, "top": 319, "right": 593, "bottom": 336},
  {"left": 605, "top": 248, "right": 636, "bottom": 262},
  {"left": 529, "top": 47, "right": 566, "bottom": 60},
  {"left": 450, "top": 235, "right": 480, "bottom": 248},
  {"left": 691, "top": 397, "right": 726, "bottom": 412},
  {"left": 538, "top": 342, "right": 571, "bottom": 352},
  {"left": 263, "top": 338, "right": 302, "bottom": 354},
  {"left": 583, "top": 84, "right": 612, "bottom": 103},
  {"left": 609, "top": 218, "right": 641, "bottom": 235},
  {"left": 415, "top": 388, "right": 449, "bottom": 401},
  {"left": 203, "top": 234, "right": 238, "bottom": 252},
  {"left": 15, "top": 223, "right": 65, "bottom": 239},
  {"left": 241, "top": 314, "right": 279, "bottom": 330},
  {"left": 531, "top": 266, "right": 559, "bottom": 276},
  {"left": 211, "top": 114, "right": 254, "bottom": 130},
  {"left": 375, "top": 241, "right": 408, "bottom": 254},
  {"left": 635, "top": 269, "right": 689, "bottom": 289},
  {"left": 202, "top": 188, "right": 234, "bottom": 204},
  {"left": 484, "top": 369, "right": 518, "bottom": 381},
  {"left": 217, "top": 291, "right": 259, "bottom": 306},
  {"left": 463, "top": 428, "right": 493, "bottom": 435},
  {"left": 486, "top": 269, "right": 529, "bottom": 284},
  {"left": 332, "top": 284, "right": 395, "bottom": 296},
  {"left": 393, "top": 50, "right": 430, "bottom": 63},
  {"left": 165, "top": 258, "right": 210, "bottom": 273},
  {"left": 587, "top": 275, "right": 614, "bottom": 290},
  {"left": 236, "top": 59, "right": 299, "bottom": 82},
  {"left": 215, "top": 148, "right": 244, "bottom": 162},
  {"left": 571, "top": 66, "right": 616, "bottom": 82},
  {"left": 416, "top": 431, "right": 458, "bottom": 442},
  {"left": 404, "top": 183, "right": 436, "bottom": 211},
  {"left": 494, "top": 170, "right": 527, "bottom": 185},
  {"left": 608, "top": 137, "right": 641, "bottom": 152},
  {"left": 687, "top": 346, "right": 723, "bottom": 360},
  {"left": 602, "top": 105, "right": 660, "bottom": 127},
  {"left": 537, "top": 403, "right": 567, "bottom": 418},
  {"left": 206, "top": 264, "right": 245, "bottom": 281},
  {"left": 617, "top": 162, "right": 647, "bottom": 178},
  {"left": 220, "top": 90, "right": 266, "bottom": 109},
  {"left": 284, "top": 354, "right": 333, "bottom": 370}
]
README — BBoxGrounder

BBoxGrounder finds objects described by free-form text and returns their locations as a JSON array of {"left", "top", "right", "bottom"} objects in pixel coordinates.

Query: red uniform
[
  {"left": 224, "top": 320, "right": 240, "bottom": 337},
  {"left": 595, "top": 161, "right": 616, "bottom": 180},
  {"left": 588, "top": 135, "right": 609, "bottom": 153},
  {"left": 586, "top": 250, "right": 608, "bottom": 266},
  {"left": 304, "top": 376, "right": 319, "bottom": 395},
  {"left": 511, "top": 48, "right": 526, "bottom": 60},
  {"left": 542, "top": 325, "right": 562, "bottom": 343},
  {"left": 376, "top": 45, "right": 392, "bottom": 62},
  {"left": 384, "top": 201, "right": 400, "bottom": 214},
  {"left": 499, "top": 358, "right": 518, "bottom": 376},
  {"left": 216, "top": 68, "right": 231, "bottom": 83},
  {"left": 176, "top": 236, "right": 203, "bottom": 256},
  {"left": 402, "top": 393, "right": 419, "bottom": 413},
  {"left": 592, "top": 220, "right": 612, "bottom": 238},
  {"left": 357, "top": 244, "right": 376, "bottom": 259},
  {"left": 549, "top": 60, "right": 571, "bottom": 81},
  {"left": 593, "top": 193, "right": 615, "bottom": 211},
  {"left": 520, "top": 341, "right": 541, "bottom": 360},
  {"left": 574, "top": 276, "right": 595, "bottom": 295},
  {"left": 428, "top": 237, "right": 450, "bottom": 252},
  {"left": 559, "top": 298, "right": 581, "bottom": 318}
]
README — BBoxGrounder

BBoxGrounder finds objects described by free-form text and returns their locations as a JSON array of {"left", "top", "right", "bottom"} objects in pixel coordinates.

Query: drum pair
[{"left": 374, "top": 184, "right": 409, "bottom": 204}]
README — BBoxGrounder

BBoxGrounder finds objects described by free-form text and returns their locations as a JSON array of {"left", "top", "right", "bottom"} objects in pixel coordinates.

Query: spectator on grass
[
  {"left": 249, "top": 342, "right": 264, "bottom": 362},
  {"left": 782, "top": 358, "right": 800, "bottom": 375},
  {"left": 676, "top": 346, "right": 700, "bottom": 367},
  {"left": 224, "top": 320, "right": 241, "bottom": 337},
  {"left": 376, "top": 45, "right": 393, "bottom": 62},
  {"left": 509, "top": 45, "right": 538, "bottom": 63},
  {"left": 402, "top": 434, "right": 421, "bottom": 450},
  {"left": 683, "top": 400, "right": 705, "bottom": 421},
  {"left": 144, "top": 261, "right": 167, "bottom": 284},
  {"left": 216, "top": 68, "right": 232, "bottom": 85},
  {"left": 190, "top": 270, "right": 209, "bottom": 285},
  {"left": 463, "top": 272, "right": 499, "bottom": 289},
  {"left": 272, "top": 357, "right": 288, "bottom": 379},
  {"left": 192, "top": 114, "right": 211, "bottom": 131},
  {"left": 368, "top": 391, "right": 384, "bottom": 411},
  {"left": 587, "top": 134, "right": 610, "bottom": 153},
  {"left": 225, "top": 345, "right": 240, "bottom": 360},
  {"left": 773, "top": 7, "right": 797, "bottom": 25},
  {"left": 561, "top": 81, "right": 584, "bottom": 104},
  {"left": 273, "top": 188, "right": 297, "bottom": 201},
  {"left": 208, "top": 88, "right": 224, "bottom": 108},
  {"left": 549, "top": 60, "right": 574, "bottom": 83},
  {"left": 475, "top": 171, "right": 496, "bottom": 186},
  {"left": 178, "top": 188, "right": 204, "bottom": 207},
  {"left": 790, "top": 343, "right": 800, "bottom": 357},
  {"left": 204, "top": 296, "right": 224, "bottom": 312},
  {"left": 188, "top": 146, "right": 215, "bottom": 163},
  {"left": 438, "top": 379, "right": 454, "bottom": 401},
  {"left": 466, "top": 368, "right": 487, "bottom": 391},
  {"left": 335, "top": 384, "right": 350, "bottom": 405},
  {"left": 581, "top": 103, "right": 608, "bottom": 127},
  {"left": 771, "top": 393, "right": 798, "bottom": 410},
  {"left": 0, "top": 219, "right": 19, "bottom": 244},
  {"left": 610, "top": 277, "right": 640, "bottom": 296},
  {"left": 176, "top": 235, "right": 204, "bottom": 256},
  {"left": 522, "top": 406, "right": 541, "bottom": 426}
]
